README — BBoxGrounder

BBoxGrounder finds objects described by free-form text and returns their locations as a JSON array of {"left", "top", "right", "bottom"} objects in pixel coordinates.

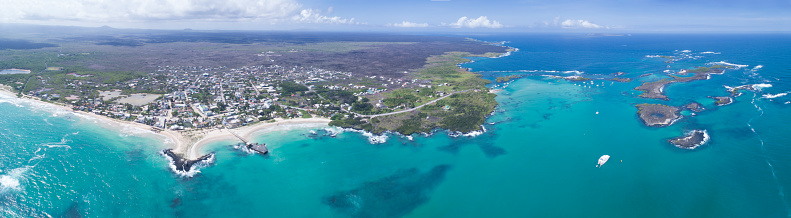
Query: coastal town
[{"left": 1, "top": 53, "right": 493, "bottom": 135}]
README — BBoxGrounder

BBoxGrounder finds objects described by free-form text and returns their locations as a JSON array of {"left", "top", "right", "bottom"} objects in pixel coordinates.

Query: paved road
[{"left": 355, "top": 90, "right": 468, "bottom": 118}]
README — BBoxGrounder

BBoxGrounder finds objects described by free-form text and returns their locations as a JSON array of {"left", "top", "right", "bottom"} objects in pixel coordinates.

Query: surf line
[{"left": 748, "top": 92, "right": 790, "bottom": 216}]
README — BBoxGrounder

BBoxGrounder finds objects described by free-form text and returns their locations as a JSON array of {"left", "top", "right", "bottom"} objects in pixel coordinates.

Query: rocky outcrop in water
[
  {"left": 669, "top": 130, "right": 709, "bottom": 149},
  {"left": 635, "top": 104, "right": 680, "bottom": 127},
  {"left": 711, "top": 96, "right": 733, "bottom": 106},
  {"left": 683, "top": 102, "right": 704, "bottom": 112},
  {"left": 162, "top": 149, "right": 214, "bottom": 172}
]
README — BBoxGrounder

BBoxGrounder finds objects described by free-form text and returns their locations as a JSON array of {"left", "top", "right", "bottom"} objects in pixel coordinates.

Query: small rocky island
[
  {"left": 668, "top": 130, "right": 709, "bottom": 149},
  {"left": 635, "top": 79, "right": 673, "bottom": 100},
  {"left": 711, "top": 96, "right": 733, "bottom": 106},
  {"left": 635, "top": 66, "right": 731, "bottom": 100},
  {"left": 612, "top": 77, "right": 631, "bottom": 83},
  {"left": 683, "top": 102, "right": 704, "bottom": 112},
  {"left": 635, "top": 104, "right": 680, "bottom": 127}
]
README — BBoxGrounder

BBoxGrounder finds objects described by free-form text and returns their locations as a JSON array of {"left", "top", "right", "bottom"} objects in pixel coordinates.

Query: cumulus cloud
[
  {"left": 292, "top": 9, "right": 357, "bottom": 24},
  {"left": 389, "top": 21, "right": 430, "bottom": 28},
  {"left": 447, "top": 16, "right": 503, "bottom": 28},
  {"left": 541, "top": 17, "right": 607, "bottom": 29},
  {"left": 561, "top": 19, "right": 604, "bottom": 29},
  {"left": 0, "top": 0, "right": 356, "bottom": 25}
]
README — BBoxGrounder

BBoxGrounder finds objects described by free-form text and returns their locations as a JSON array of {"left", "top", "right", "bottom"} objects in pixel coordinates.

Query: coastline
[
  {"left": 0, "top": 87, "right": 329, "bottom": 159},
  {"left": 185, "top": 117, "right": 330, "bottom": 159}
]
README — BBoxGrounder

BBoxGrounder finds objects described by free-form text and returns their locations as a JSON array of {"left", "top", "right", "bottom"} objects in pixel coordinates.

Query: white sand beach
[{"left": 0, "top": 88, "right": 330, "bottom": 159}]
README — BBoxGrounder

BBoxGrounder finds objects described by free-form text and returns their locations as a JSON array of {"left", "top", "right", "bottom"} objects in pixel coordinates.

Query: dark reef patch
[
  {"left": 323, "top": 165, "right": 451, "bottom": 217},
  {"left": 478, "top": 143, "right": 507, "bottom": 158}
]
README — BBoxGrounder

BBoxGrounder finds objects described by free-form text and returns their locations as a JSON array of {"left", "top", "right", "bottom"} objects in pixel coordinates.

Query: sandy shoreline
[
  {"left": 184, "top": 118, "right": 331, "bottom": 159},
  {"left": 0, "top": 87, "right": 330, "bottom": 159}
]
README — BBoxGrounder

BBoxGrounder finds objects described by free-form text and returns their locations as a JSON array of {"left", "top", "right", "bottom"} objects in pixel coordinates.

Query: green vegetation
[
  {"left": 425, "top": 91, "right": 497, "bottom": 133},
  {"left": 382, "top": 89, "right": 420, "bottom": 108},
  {"left": 495, "top": 75, "right": 522, "bottom": 83},
  {"left": 336, "top": 91, "right": 498, "bottom": 135},
  {"left": 416, "top": 52, "right": 491, "bottom": 91},
  {"left": 278, "top": 81, "right": 308, "bottom": 95}
]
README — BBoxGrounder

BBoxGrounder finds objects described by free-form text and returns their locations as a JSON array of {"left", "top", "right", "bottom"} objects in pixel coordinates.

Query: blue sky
[{"left": 1, "top": 0, "right": 789, "bottom": 32}]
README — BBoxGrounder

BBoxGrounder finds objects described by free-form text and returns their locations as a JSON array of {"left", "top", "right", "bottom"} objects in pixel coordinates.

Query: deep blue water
[{"left": 1, "top": 34, "right": 790, "bottom": 217}]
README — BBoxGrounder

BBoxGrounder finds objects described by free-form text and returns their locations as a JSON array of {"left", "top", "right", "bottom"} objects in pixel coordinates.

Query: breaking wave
[
  {"left": 709, "top": 61, "right": 748, "bottom": 68},
  {"left": 324, "top": 127, "right": 389, "bottom": 144},
  {"left": 763, "top": 93, "right": 788, "bottom": 99},
  {"left": 163, "top": 152, "right": 215, "bottom": 178},
  {"left": 477, "top": 69, "right": 584, "bottom": 75},
  {"left": 752, "top": 84, "right": 773, "bottom": 90},
  {"left": 0, "top": 167, "right": 28, "bottom": 193}
]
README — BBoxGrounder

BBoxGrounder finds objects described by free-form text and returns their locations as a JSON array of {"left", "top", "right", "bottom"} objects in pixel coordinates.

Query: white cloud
[
  {"left": 537, "top": 17, "right": 609, "bottom": 29},
  {"left": 292, "top": 9, "right": 357, "bottom": 24},
  {"left": 389, "top": 21, "right": 430, "bottom": 28},
  {"left": 560, "top": 19, "right": 606, "bottom": 29},
  {"left": 0, "top": 0, "right": 357, "bottom": 25},
  {"left": 448, "top": 16, "right": 503, "bottom": 28}
]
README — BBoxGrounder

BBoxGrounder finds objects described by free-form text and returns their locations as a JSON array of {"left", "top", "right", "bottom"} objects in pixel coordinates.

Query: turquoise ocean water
[{"left": 1, "top": 34, "right": 790, "bottom": 217}]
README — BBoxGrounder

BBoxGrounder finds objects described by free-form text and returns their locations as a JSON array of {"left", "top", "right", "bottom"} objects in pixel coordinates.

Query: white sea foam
[
  {"left": 0, "top": 167, "right": 28, "bottom": 192},
  {"left": 41, "top": 135, "right": 72, "bottom": 149},
  {"left": 701, "top": 51, "right": 720, "bottom": 54},
  {"left": 562, "top": 70, "right": 584, "bottom": 74},
  {"left": 752, "top": 84, "right": 773, "bottom": 90},
  {"left": 233, "top": 143, "right": 256, "bottom": 155},
  {"left": 448, "top": 125, "right": 487, "bottom": 138},
  {"left": 753, "top": 65, "right": 764, "bottom": 70},
  {"left": 674, "top": 130, "right": 710, "bottom": 150},
  {"left": 163, "top": 152, "right": 215, "bottom": 178},
  {"left": 763, "top": 93, "right": 788, "bottom": 99},
  {"left": 679, "top": 50, "right": 692, "bottom": 53},
  {"left": 322, "top": 127, "right": 344, "bottom": 137},
  {"left": 710, "top": 61, "right": 748, "bottom": 68},
  {"left": 331, "top": 127, "right": 389, "bottom": 144}
]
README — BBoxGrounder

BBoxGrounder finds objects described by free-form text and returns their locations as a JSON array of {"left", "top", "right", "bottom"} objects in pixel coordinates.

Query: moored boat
[{"left": 596, "top": 155, "right": 610, "bottom": 168}]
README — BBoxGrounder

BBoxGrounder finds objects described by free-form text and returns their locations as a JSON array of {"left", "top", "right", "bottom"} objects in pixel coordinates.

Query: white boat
[
  {"left": 596, "top": 155, "right": 610, "bottom": 168},
  {"left": 595, "top": 111, "right": 599, "bottom": 115}
]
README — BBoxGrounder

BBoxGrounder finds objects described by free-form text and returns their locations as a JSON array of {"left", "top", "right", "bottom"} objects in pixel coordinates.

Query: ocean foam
[
  {"left": 674, "top": 130, "right": 710, "bottom": 150},
  {"left": 763, "top": 93, "right": 788, "bottom": 99},
  {"left": 449, "top": 126, "right": 487, "bottom": 138},
  {"left": 710, "top": 61, "right": 748, "bottom": 68},
  {"left": 679, "top": 50, "right": 692, "bottom": 53},
  {"left": 752, "top": 84, "right": 773, "bottom": 90},
  {"left": 701, "top": 51, "right": 721, "bottom": 54},
  {"left": 331, "top": 127, "right": 389, "bottom": 144},
  {"left": 0, "top": 167, "right": 28, "bottom": 192},
  {"left": 164, "top": 153, "right": 215, "bottom": 178},
  {"left": 41, "top": 135, "right": 72, "bottom": 149},
  {"left": 0, "top": 175, "right": 20, "bottom": 191}
]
